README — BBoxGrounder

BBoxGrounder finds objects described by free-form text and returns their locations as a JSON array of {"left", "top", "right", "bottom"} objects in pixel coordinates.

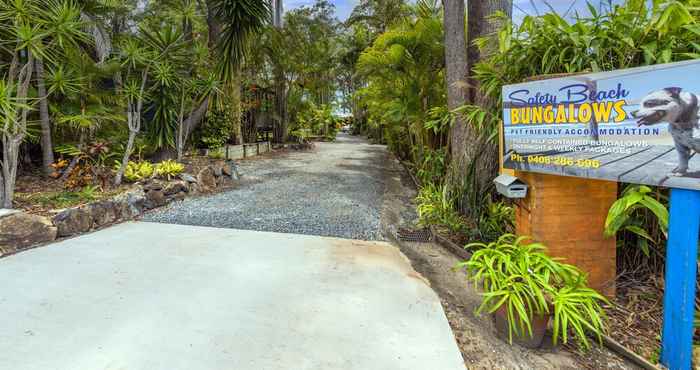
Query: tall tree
[
  {"left": 35, "top": 58, "right": 55, "bottom": 176},
  {"left": 446, "top": 0, "right": 511, "bottom": 217},
  {"left": 442, "top": 0, "right": 470, "bottom": 172},
  {"left": 209, "top": 0, "right": 270, "bottom": 144}
]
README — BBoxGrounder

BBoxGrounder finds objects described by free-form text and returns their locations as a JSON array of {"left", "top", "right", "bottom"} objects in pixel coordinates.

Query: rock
[
  {"left": 86, "top": 200, "right": 118, "bottom": 228},
  {"left": 112, "top": 188, "right": 146, "bottom": 219},
  {"left": 143, "top": 180, "right": 165, "bottom": 192},
  {"left": 196, "top": 167, "right": 217, "bottom": 192},
  {"left": 52, "top": 207, "right": 92, "bottom": 237},
  {"left": 212, "top": 161, "right": 225, "bottom": 177},
  {"left": 0, "top": 211, "right": 57, "bottom": 251},
  {"left": 164, "top": 180, "right": 188, "bottom": 196},
  {"left": 179, "top": 173, "right": 197, "bottom": 183},
  {"left": 222, "top": 161, "right": 240, "bottom": 180},
  {"left": 144, "top": 189, "right": 166, "bottom": 209},
  {"left": 172, "top": 191, "right": 187, "bottom": 202}
]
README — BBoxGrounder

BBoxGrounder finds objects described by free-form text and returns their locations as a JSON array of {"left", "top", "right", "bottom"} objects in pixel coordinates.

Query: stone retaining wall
[{"left": 0, "top": 160, "right": 241, "bottom": 257}]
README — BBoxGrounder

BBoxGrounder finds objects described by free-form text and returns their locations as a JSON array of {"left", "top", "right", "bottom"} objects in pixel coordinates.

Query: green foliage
[
  {"left": 198, "top": 108, "right": 233, "bottom": 149},
  {"left": 207, "top": 151, "right": 225, "bottom": 160},
  {"left": 212, "top": 0, "right": 271, "bottom": 82},
  {"left": 605, "top": 185, "right": 669, "bottom": 256},
  {"left": 355, "top": 0, "right": 445, "bottom": 162},
  {"left": 154, "top": 159, "right": 184, "bottom": 180},
  {"left": 416, "top": 148, "right": 446, "bottom": 185},
  {"left": 460, "top": 234, "right": 608, "bottom": 349},
  {"left": 291, "top": 103, "right": 338, "bottom": 141},
  {"left": 30, "top": 185, "right": 100, "bottom": 209},
  {"left": 476, "top": 197, "right": 515, "bottom": 242},
  {"left": 116, "top": 161, "right": 154, "bottom": 182},
  {"left": 416, "top": 183, "right": 468, "bottom": 233}
]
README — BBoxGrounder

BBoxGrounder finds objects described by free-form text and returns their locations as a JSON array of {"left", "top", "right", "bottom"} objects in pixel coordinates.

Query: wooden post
[{"left": 660, "top": 188, "right": 700, "bottom": 370}]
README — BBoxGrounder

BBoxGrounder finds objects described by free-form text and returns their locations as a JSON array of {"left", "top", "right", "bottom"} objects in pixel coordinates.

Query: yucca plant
[{"left": 459, "top": 234, "right": 608, "bottom": 349}]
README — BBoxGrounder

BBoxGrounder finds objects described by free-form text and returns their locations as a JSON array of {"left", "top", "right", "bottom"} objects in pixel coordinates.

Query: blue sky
[{"left": 283, "top": 1, "right": 621, "bottom": 22}]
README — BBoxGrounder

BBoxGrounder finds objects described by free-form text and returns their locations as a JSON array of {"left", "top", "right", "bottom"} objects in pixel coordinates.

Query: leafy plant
[
  {"left": 477, "top": 196, "right": 515, "bottom": 242},
  {"left": 30, "top": 185, "right": 100, "bottom": 208},
  {"left": 605, "top": 185, "right": 669, "bottom": 256},
  {"left": 116, "top": 161, "right": 154, "bottom": 182},
  {"left": 416, "top": 148, "right": 447, "bottom": 185},
  {"left": 416, "top": 183, "right": 468, "bottom": 233},
  {"left": 198, "top": 108, "right": 233, "bottom": 149},
  {"left": 154, "top": 159, "right": 184, "bottom": 180},
  {"left": 460, "top": 234, "right": 608, "bottom": 349}
]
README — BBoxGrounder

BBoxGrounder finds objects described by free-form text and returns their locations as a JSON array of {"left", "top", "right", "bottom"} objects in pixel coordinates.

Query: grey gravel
[{"left": 143, "top": 134, "right": 391, "bottom": 240}]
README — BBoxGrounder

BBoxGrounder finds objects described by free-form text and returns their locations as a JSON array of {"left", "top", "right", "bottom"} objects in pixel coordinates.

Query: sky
[{"left": 283, "top": 0, "right": 623, "bottom": 22}]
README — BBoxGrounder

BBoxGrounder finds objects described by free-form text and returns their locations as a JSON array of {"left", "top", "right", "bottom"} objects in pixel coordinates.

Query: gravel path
[{"left": 144, "top": 134, "right": 392, "bottom": 240}]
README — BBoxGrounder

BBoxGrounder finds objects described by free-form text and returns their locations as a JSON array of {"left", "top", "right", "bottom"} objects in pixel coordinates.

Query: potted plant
[{"left": 459, "top": 234, "right": 608, "bottom": 349}]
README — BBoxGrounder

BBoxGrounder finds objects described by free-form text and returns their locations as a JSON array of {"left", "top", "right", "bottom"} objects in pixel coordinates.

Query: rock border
[{"left": 0, "top": 161, "right": 240, "bottom": 258}]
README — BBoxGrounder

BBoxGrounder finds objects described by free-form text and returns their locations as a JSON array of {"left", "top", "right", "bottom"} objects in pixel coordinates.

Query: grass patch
[{"left": 21, "top": 186, "right": 101, "bottom": 209}]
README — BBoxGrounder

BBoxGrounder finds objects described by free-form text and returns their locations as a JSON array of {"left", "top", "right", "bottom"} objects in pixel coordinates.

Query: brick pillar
[{"left": 515, "top": 172, "right": 617, "bottom": 297}]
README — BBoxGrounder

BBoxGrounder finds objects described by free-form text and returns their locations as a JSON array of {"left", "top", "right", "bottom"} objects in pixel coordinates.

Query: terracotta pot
[{"left": 493, "top": 305, "right": 549, "bottom": 349}]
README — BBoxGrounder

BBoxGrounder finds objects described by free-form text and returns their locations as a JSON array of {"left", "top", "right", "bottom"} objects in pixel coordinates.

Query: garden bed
[{"left": 1, "top": 148, "right": 279, "bottom": 258}]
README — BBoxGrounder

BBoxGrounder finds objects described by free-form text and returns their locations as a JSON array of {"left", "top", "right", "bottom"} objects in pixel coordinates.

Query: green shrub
[
  {"left": 460, "top": 234, "right": 608, "bottom": 349},
  {"left": 155, "top": 160, "right": 184, "bottom": 180},
  {"left": 477, "top": 197, "right": 515, "bottom": 242},
  {"left": 416, "top": 183, "right": 468, "bottom": 233},
  {"left": 198, "top": 109, "right": 232, "bottom": 149}
]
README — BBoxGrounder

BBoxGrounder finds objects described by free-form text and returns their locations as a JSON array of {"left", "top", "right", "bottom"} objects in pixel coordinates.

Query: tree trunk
[
  {"left": 444, "top": 0, "right": 511, "bottom": 217},
  {"left": 231, "top": 68, "right": 243, "bottom": 144},
  {"left": 273, "top": 71, "right": 287, "bottom": 143},
  {"left": 443, "top": 0, "right": 473, "bottom": 168},
  {"left": 115, "top": 128, "right": 136, "bottom": 186},
  {"left": 467, "top": 0, "right": 511, "bottom": 67},
  {"left": 35, "top": 58, "right": 55, "bottom": 176},
  {"left": 206, "top": 0, "right": 221, "bottom": 49}
]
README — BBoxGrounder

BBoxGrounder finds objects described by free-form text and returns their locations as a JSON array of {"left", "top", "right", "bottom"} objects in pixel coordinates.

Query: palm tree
[
  {"left": 0, "top": 0, "right": 86, "bottom": 208},
  {"left": 209, "top": 0, "right": 271, "bottom": 82},
  {"left": 207, "top": 0, "right": 270, "bottom": 144}
]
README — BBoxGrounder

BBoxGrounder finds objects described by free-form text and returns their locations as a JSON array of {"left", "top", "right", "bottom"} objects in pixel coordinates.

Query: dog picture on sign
[{"left": 633, "top": 87, "right": 700, "bottom": 176}]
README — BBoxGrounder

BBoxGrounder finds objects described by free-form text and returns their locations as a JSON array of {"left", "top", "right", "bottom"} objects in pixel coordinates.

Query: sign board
[{"left": 502, "top": 59, "right": 700, "bottom": 189}]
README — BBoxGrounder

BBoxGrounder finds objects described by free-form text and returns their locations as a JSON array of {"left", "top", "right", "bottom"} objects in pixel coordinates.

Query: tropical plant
[
  {"left": 155, "top": 160, "right": 185, "bottom": 180},
  {"left": 460, "top": 234, "right": 608, "bottom": 349},
  {"left": 416, "top": 183, "right": 468, "bottom": 233},
  {"left": 198, "top": 107, "right": 233, "bottom": 149},
  {"left": 117, "top": 161, "right": 155, "bottom": 183},
  {"left": 355, "top": 0, "right": 445, "bottom": 163},
  {"left": 605, "top": 185, "right": 669, "bottom": 257},
  {"left": 476, "top": 196, "right": 514, "bottom": 242}
]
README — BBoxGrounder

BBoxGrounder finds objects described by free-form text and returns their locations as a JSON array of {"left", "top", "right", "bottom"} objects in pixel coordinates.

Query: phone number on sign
[{"left": 512, "top": 154, "right": 601, "bottom": 169}]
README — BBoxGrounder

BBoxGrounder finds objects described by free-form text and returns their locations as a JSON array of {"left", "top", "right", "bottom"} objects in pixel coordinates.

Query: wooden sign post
[{"left": 661, "top": 189, "right": 700, "bottom": 370}]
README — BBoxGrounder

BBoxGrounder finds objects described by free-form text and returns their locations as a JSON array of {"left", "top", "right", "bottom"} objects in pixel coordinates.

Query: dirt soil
[{"left": 380, "top": 153, "right": 638, "bottom": 370}]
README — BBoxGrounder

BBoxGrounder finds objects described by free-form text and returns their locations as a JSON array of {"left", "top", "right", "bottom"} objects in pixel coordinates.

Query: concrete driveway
[{"left": 0, "top": 222, "right": 464, "bottom": 370}]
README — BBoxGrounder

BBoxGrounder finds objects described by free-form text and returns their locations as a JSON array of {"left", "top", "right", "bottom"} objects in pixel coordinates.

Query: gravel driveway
[{"left": 144, "top": 134, "right": 391, "bottom": 240}]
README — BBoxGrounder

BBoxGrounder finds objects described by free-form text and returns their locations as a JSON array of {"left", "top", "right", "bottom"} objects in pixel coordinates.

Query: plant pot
[{"left": 493, "top": 306, "right": 549, "bottom": 349}]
